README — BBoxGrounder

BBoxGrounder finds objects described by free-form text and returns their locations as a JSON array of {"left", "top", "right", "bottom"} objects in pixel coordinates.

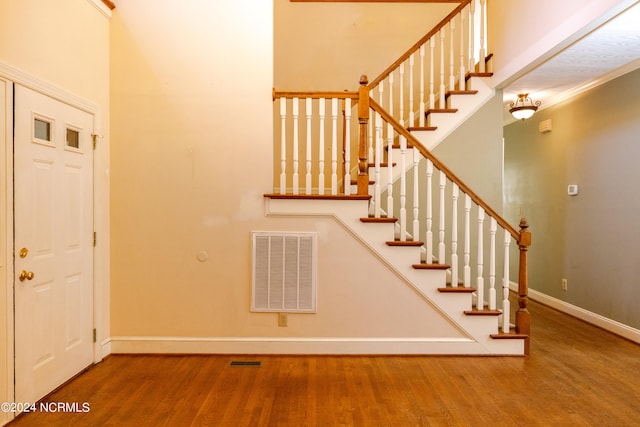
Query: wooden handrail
[
  {"left": 273, "top": 90, "right": 359, "bottom": 101},
  {"left": 368, "top": 97, "right": 520, "bottom": 240},
  {"left": 368, "top": 0, "right": 472, "bottom": 90},
  {"left": 102, "top": 0, "right": 116, "bottom": 10}
]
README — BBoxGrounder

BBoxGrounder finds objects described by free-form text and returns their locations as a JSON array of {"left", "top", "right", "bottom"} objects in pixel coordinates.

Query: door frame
[{"left": 0, "top": 61, "right": 108, "bottom": 413}]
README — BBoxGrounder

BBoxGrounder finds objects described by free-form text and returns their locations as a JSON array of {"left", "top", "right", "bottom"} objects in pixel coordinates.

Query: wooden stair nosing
[
  {"left": 490, "top": 331, "right": 528, "bottom": 340},
  {"left": 437, "top": 285, "right": 475, "bottom": 293},
  {"left": 465, "top": 71, "right": 493, "bottom": 81},
  {"left": 425, "top": 108, "right": 458, "bottom": 117},
  {"left": 367, "top": 162, "right": 397, "bottom": 168},
  {"left": 360, "top": 217, "right": 397, "bottom": 223},
  {"left": 264, "top": 194, "right": 371, "bottom": 201},
  {"left": 350, "top": 179, "right": 375, "bottom": 185},
  {"left": 445, "top": 89, "right": 478, "bottom": 100},
  {"left": 406, "top": 126, "right": 437, "bottom": 132},
  {"left": 412, "top": 263, "right": 450, "bottom": 270},
  {"left": 386, "top": 240, "right": 424, "bottom": 247},
  {"left": 391, "top": 142, "right": 415, "bottom": 149},
  {"left": 464, "top": 309, "right": 502, "bottom": 316}
]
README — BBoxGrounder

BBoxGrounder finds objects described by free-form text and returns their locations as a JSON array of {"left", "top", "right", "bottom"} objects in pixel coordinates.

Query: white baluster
[
  {"left": 459, "top": 9, "right": 467, "bottom": 90},
  {"left": 409, "top": 53, "right": 415, "bottom": 127},
  {"left": 387, "top": 123, "right": 394, "bottom": 219},
  {"left": 451, "top": 184, "right": 459, "bottom": 287},
  {"left": 412, "top": 147, "right": 420, "bottom": 243},
  {"left": 399, "top": 62, "right": 405, "bottom": 127},
  {"left": 429, "top": 37, "right": 435, "bottom": 110},
  {"left": 399, "top": 135, "right": 407, "bottom": 241},
  {"left": 279, "top": 98, "right": 287, "bottom": 194},
  {"left": 477, "top": 207, "right": 485, "bottom": 310},
  {"left": 318, "top": 98, "right": 325, "bottom": 195},
  {"left": 419, "top": 44, "right": 425, "bottom": 127},
  {"left": 439, "top": 28, "right": 446, "bottom": 109},
  {"left": 464, "top": 195, "right": 471, "bottom": 287},
  {"left": 489, "top": 218, "right": 497, "bottom": 310},
  {"left": 292, "top": 98, "right": 299, "bottom": 194},
  {"left": 449, "top": 20, "right": 455, "bottom": 93},
  {"left": 344, "top": 98, "right": 351, "bottom": 195},
  {"left": 503, "top": 230, "right": 511, "bottom": 332},
  {"left": 469, "top": 0, "right": 476, "bottom": 71},
  {"left": 331, "top": 97, "right": 338, "bottom": 195},
  {"left": 438, "top": 170, "right": 446, "bottom": 263},
  {"left": 368, "top": 114, "right": 373, "bottom": 164},
  {"left": 479, "top": 0, "right": 486, "bottom": 73},
  {"left": 425, "top": 160, "right": 434, "bottom": 263},
  {"left": 387, "top": 73, "right": 394, "bottom": 217},
  {"left": 389, "top": 71, "right": 394, "bottom": 119},
  {"left": 374, "top": 111, "right": 382, "bottom": 218},
  {"left": 305, "top": 98, "right": 312, "bottom": 195}
]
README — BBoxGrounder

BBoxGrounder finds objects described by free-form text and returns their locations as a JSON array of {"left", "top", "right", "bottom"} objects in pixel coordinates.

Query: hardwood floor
[{"left": 8, "top": 300, "right": 640, "bottom": 426}]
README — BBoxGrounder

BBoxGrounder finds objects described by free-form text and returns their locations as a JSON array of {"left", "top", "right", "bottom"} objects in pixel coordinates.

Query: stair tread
[
  {"left": 425, "top": 108, "right": 458, "bottom": 115},
  {"left": 407, "top": 126, "right": 437, "bottom": 132},
  {"left": 438, "top": 285, "right": 475, "bottom": 293},
  {"left": 412, "top": 263, "right": 450, "bottom": 270},
  {"left": 264, "top": 194, "right": 371, "bottom": 200},
  {"left": 360, "top": 217, "right": 397, "bottom": 223},
  {"left": 445, "top": 90, "right": 479, "bottom": 98},
  {"left": 465, "top": 72, "right": 493, "bottom": 80},
  {"left": 386, "top": 240, "right": 424, "bottom": 247},
  {"left": 391, "top": 142, "right": 415, "bottom": 149},
  {"left": 490, "top": 330, "right": 528, "bottom": 340},
  {"left": 464, "top": 308, "right": 502, "bottom": 316},
  {"left": 368, "top": 162, "right": 396, "bottom": 167}
]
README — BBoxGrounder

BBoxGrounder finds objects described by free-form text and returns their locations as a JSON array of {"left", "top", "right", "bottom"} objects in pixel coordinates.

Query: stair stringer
[
  {"left": 410, "top": 77, "right": 495, "bottom": 151},
  {"left": 265, "top": 197, "right": 524, "bottom": 355}
]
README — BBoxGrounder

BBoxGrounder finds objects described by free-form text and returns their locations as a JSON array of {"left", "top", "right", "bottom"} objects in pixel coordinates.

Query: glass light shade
[
  {"left": 510, "top": 107, "right": 536, "bottom": 120},
  {"left": 509, "top": 94, "right": 541, "bottom": 121}
]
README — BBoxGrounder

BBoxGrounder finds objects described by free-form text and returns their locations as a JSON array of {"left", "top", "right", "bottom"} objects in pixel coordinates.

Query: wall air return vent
[{"left": 251, "top": 232, "right": 317, "bottom": 313}]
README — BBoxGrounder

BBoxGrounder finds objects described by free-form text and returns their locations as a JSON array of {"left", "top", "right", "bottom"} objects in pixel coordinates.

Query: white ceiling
[{"left": 502, "top": 1, "right": 640, "bottom": 123}]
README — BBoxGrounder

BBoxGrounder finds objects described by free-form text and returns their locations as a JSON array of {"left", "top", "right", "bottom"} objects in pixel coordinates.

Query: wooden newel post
[
  {"left": 357, "top": 75, "right": 370, "bottom": 196},
  {"left": 517, "top": 218, "right": 532, "bottom": 355}
]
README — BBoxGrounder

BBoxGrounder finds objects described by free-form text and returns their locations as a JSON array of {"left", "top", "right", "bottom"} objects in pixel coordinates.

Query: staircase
[{"left": 266, "top": 0, "right": 531, "bottom": 356}]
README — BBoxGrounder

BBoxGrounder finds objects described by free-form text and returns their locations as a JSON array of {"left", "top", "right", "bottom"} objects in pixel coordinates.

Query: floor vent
[
  {"left": 229, "top": 361, "right": 262, "bottom": 367},
  {"left": 251, "top": 232, "right": 317, "bottom": 313}
]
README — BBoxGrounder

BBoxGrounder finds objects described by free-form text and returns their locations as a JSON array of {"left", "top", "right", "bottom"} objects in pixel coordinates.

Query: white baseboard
[
  {"left": 512, "top": 283, "right": 640, "bottom": 344},
  {"left": 106, "top": 336, "right": 523, "bottom": 356}
]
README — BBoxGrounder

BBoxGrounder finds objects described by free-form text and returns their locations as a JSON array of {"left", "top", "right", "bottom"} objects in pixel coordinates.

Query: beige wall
[
  {"left": 274, "top": 0, "right": 455, "bottom": 90},
  {"left": 109, "top": 0, "right": 463, "bottom": 345},
  {"left": 0, "top": 0, "right": 110, "bottom": 422},
  {"left": 504, "top": 68, "right": 640, "bottom": 330}
]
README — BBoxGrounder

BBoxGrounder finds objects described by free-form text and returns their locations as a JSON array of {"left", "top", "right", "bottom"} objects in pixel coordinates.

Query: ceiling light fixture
[{"left": 509, "top": 93, "right": 541, "bottom": 120}]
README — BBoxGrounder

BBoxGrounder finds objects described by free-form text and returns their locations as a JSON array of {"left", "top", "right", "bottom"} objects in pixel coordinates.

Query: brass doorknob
[{"left": 19, "top": 270, "right": 34, "bottom": 282}]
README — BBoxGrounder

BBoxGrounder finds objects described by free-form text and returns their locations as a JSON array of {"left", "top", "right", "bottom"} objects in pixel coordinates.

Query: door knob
[
  {"left": 19, "top": 270, "right": 35, "bottom": 282},
  {"left": 19, "top": 247, "right": 29, "bottom": 258}
]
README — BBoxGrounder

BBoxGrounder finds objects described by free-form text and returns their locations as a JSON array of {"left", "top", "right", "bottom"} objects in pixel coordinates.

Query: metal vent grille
[{"left": 251, "top": 232, "right": 317, "bottom": 313}]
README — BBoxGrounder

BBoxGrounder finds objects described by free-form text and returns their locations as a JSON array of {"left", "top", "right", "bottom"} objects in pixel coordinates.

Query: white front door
[{"left": 14, "top": 85, "right": 94, "bottom": 404}]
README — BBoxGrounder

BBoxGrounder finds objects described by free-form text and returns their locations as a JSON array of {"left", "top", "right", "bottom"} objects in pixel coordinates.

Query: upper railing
[{"left": 368, "top": 0, "right": 487, "bottom": 128}]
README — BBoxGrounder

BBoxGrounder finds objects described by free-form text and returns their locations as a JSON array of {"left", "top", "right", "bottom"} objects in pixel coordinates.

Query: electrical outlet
[
  {"left": 278, "top": 313, "right": 288, "bottom": 327},
  {"left": 561, "top": 278, "right": 568, "bottom": 291}
]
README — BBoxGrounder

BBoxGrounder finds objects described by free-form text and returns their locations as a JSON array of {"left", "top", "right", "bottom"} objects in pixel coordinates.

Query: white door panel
[{"left": 14, "top": 85, "right": 94, "bottom": 404}]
